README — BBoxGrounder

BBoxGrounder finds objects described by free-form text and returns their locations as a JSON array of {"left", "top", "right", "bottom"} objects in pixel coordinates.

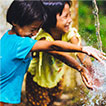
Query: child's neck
[
  {"left": 8, "top": 27, "right": 20, "bottom": 36},
  {"left": 8, "top": 27, "right": 16, "bottom": 35},
  {"left": 8, "top": 29, "right": 15, "bottom": 35},
  {"left": 49, "top": 28, "right": 64, "bottom": 40}
]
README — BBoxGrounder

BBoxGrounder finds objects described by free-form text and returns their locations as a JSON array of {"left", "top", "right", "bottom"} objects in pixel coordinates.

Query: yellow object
[{"left": 28, "top": 27, "right": 81, "bottom": 88}]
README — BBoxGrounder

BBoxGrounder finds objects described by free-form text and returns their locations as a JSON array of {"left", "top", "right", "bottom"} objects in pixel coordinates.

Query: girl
[{"left": 25, "top": 1, "right": 106, "bottom": 106}]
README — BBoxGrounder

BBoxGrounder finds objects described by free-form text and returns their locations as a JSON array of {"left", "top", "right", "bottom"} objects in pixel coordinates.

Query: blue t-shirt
[{"left": 0, "top": 31, "right": 37, "bottom": 104}]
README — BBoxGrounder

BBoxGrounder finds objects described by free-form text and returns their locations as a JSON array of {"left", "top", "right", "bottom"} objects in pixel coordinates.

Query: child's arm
[
  {"left": 70, "top": 32, "right": 104, "bottom": 88},
  {"left": 48, "top": 51, "right": 93, "bottom": 89},
  {"left": 31, "top": 40, "right": 82, "bottom": 52},
  {"left": 70, "top": 35, "right": 94, "bottom": 71},
  {"left": 31, "top": 40, "right": 106, "bottom": 63}
]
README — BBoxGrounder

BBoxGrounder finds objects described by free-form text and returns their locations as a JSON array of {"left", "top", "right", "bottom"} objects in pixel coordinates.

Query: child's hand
[
  {"left": 84, "top": 65, "right": 103, "bottom": 89},
  {"left": 82, "top": 46, "right": 106, "bottom": 65},
  {"left": 80, "top": 67, "right": 93, "bottom": 90}
]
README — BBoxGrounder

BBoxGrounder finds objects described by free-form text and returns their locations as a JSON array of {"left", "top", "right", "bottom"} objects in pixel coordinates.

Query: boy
[{"left": 0, "top": 0, "right": 105, "bottom": 106}]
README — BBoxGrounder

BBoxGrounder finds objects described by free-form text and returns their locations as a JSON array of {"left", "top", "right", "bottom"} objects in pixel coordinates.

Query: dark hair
[
  {"left": 7, "top": 0, "right": 47, "bottom": 27},
  {"left": 41, "top": 0, "right": 71, "bottom": 32}
]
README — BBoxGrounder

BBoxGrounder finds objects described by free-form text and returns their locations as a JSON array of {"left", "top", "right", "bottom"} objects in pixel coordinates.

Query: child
[
  {"left": 25, "top": 1, "right": 106, "bottom": 106},
  {"left": 0, "top": 0, "right": 105, "bottom": 106}
]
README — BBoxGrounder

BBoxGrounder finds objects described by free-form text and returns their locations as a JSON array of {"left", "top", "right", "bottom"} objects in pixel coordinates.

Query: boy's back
[{"left": 0, "top": 31, "right": 36, "bottom": 104}]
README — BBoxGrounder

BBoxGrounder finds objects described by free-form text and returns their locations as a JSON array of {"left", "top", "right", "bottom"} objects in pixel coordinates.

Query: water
[
  {"left": 84, "top": 60, "right": 106, "bottom": 106},
  {"left": 84, "top": 1, "right": 106, "bottom": 105},
  {"left": 92, "top": 60, "right": 106, "bottom": 91},
  {"left": 92, "top": 0, "right": 102, "bottom": 51}
]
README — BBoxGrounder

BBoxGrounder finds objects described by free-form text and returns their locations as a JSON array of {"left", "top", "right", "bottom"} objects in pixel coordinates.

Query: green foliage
[{"left": 78, "top": 1, "right": 106, "bottom": 52}]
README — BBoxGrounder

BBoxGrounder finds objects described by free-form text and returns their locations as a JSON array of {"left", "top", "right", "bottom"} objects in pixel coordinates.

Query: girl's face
[
  {"left": 56, "top": 3, "right": 72, "bottom": 34},
  {"left": 13, "top": 21, "right": 42, "bottom": 38}
]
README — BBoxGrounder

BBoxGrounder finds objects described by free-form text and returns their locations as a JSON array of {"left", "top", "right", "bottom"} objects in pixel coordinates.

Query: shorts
[{"left": 26, "top": 72, "right": 63, "bottom": 106}]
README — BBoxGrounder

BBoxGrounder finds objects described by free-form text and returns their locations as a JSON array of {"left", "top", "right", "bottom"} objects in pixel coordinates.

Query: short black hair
[
  {"left": 7, "top": 0, "right": 47, "bottom": 27},
  {"left": 41, "top": 0, "right": 71, "bottom": 32}
]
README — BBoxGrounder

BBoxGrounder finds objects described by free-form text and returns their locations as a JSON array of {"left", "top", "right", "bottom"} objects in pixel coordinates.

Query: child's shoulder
[
  {"left": 1, "top": 30, "right": 10, "bottom": 38},
  {"left": 62, "top": 27, "right": 81, "bottom": 42},
  {"left": 1, "top": 30, "right": 35, "bottom": 45},
  {"left": 68, "top": 27, "right": 80, "bottom": 39},
  {"left": 35, "top": 29, "right": 54, "bottom": 41},
  {"left": 2, "top": 30, "right": 19, "bottom": 39}
]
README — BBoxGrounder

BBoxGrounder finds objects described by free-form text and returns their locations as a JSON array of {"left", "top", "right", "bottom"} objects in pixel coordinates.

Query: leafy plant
[{"left": 79, "top": 1, "right": 106, "bottom": 52}]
